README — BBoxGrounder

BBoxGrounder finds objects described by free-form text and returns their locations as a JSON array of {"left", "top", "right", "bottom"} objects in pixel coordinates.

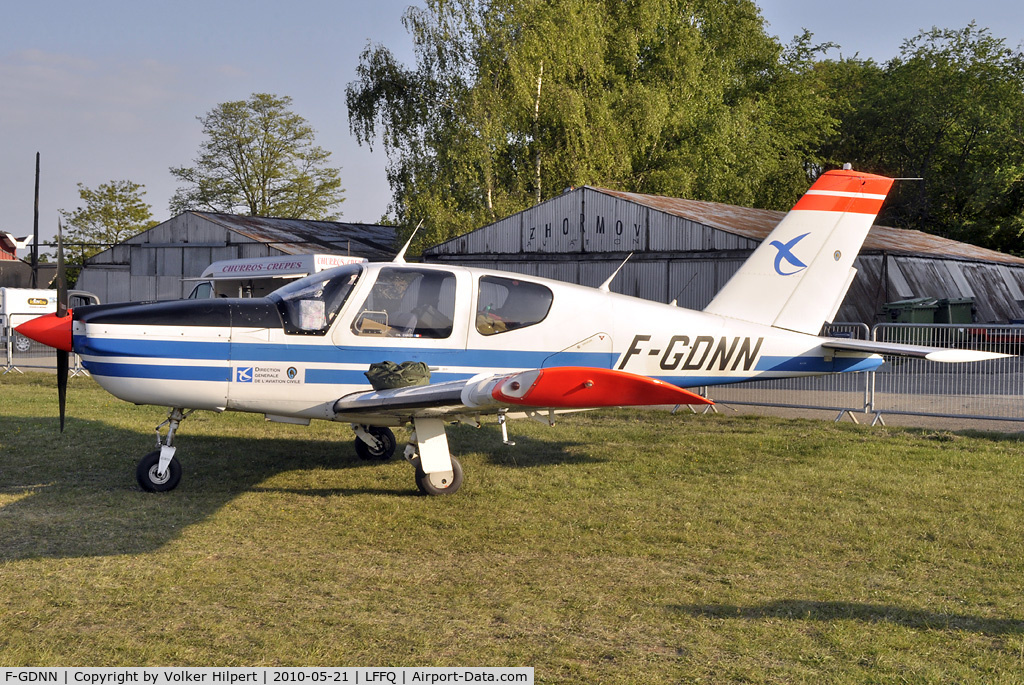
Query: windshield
[{"left": 269, "top": 264, "right": 362, "bottom": 335}]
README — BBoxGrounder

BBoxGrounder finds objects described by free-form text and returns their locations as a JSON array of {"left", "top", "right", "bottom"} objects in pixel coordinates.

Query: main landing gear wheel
[
  {"left": 354, "top": 426, "right": 397, "bottom": 461},
  {"left": 136, "top": 450, "right": 182, "bottom": 492},
  {"left": 412, "top": 455, "right": 463, "bottom": 496}
]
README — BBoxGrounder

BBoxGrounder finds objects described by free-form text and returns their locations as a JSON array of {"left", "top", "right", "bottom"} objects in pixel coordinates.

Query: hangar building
[
  {"left": 423, "top": 186, "right": 1024, "bottom": 325},
  {"left": 77, "top": 212, "right": 397, "bottom": 303}
]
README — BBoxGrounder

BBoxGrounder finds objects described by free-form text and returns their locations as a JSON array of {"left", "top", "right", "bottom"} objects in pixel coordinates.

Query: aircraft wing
[
  {"left": 332, "top": 366, "right": 712, "bottom": 420},
  {"left": 821, "top": 338, "right": 1010, "bottom": 363}
]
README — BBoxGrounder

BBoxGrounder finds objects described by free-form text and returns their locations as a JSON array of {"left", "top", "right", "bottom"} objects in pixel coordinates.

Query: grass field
[{"left": 2, "top": 373, "right": 1024, "bottom": 682}]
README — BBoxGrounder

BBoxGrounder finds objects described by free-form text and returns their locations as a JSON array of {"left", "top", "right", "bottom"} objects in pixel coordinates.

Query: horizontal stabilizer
[{"left": 821, "top": 338, "right": 1010, "bottom": 363}]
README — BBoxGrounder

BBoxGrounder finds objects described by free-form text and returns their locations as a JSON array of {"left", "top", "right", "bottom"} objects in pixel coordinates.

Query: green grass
[{"left": 2, "top": 373, "right": 1024, "bottom": 681}]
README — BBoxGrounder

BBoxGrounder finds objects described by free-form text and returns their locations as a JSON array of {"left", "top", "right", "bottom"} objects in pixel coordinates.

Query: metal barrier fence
[
  {"left": 700, "top": 323, "right": 1024, "bottom": 425},
  {"left": 870, "top": 324, "right": 1024, "bottom": 423},
  {"left": 698, "top": 323, "right": 871, "bottom": 421}
]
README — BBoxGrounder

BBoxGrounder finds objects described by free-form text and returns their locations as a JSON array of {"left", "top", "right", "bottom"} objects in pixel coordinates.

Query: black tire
[
  {"left": 412, "top": 455, "right": 463, "bottom": 496},
  {"left": 354, "top": 426, "right": 397, "bottom": 461},
  {"left": 136, "top": 449, "right": 182, "bottom": 492}
]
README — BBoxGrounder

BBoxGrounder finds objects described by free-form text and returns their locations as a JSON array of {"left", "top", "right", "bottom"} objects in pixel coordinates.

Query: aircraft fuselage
[{"left": 70, "top": 262, "right": 880, "bottom": 422}]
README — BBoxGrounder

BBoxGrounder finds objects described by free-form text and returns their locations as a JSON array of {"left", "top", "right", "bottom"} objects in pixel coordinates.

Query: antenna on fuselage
[
  {"left": 668, "top": 271, "right": 699, "bottom": 307},
  {"left": 598, "top": 253, "right": 633, "bottom": 293},
  {"left": 393, "top": 219, "right": 424, "bottom": 264}
]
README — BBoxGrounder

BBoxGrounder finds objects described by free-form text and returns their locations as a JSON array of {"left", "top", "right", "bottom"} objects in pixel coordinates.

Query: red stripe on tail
[{"left": 792, "top": 194, "right": 886, "bottom": 214}]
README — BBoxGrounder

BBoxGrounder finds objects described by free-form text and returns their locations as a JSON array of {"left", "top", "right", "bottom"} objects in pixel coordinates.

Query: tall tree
[
  {"left": 59, "top": 180, "right": 159, "bottom": 280},
  {"left": 170, "top": 93, "right": 345, "bottom": 219},
  {"left": 346, "top": 0, "right": 837, "bottom": 249},
  {"left": 818, "top": 24, "right": 1024, "bottom": 252}
]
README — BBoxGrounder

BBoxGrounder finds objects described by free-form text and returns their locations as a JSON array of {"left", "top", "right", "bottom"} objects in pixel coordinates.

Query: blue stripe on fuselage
[
  {"left": 75, "top": 336, "right": 230, "bottom": 360},
  {"left": 671, "top": 353, "right": 883, "bottom": 387},
  {"left": 76, "top": 335, "right": 881, "bottom": 386},
  {"left": 74, "top": 335, "right": 612, "bottom": 369},
  {"left": 82, "top": 359, "right": 472, "bottom": 385},
  {"left": 82, "top": 360, "right": 232, "bottom": 382},
  {"left": 753, "top": 354, "right": 881, "bottom": 374},
  {"left": 305, "top": 369, "right": 468, "bottom": 385}
]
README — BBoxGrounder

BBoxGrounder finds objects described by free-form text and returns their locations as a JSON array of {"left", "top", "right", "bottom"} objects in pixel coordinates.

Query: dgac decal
[{"left": 617, "top": 334, "right": 764, "bottom": 372}]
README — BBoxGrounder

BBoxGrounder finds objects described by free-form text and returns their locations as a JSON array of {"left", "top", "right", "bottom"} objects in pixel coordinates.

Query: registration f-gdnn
[{"left": 5, "top": 674, "right": 57, "bottom": 683}]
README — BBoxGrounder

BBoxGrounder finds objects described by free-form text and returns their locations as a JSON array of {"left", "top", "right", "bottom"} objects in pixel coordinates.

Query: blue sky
[{"left": 2, "top": 1, "right": 1021, "bottom": 247}]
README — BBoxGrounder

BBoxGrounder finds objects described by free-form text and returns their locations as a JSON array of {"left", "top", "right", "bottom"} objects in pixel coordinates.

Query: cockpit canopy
[{"left": 268, "top": 264, "right": 555, "bottom": 338}]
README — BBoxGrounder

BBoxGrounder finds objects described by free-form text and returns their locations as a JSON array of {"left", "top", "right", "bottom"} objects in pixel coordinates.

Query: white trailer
[{"left": 186, "top": 253, "right": 367, "bottom": 299}]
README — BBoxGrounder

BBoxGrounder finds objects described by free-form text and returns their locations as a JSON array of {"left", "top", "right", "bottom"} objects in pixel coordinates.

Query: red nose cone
[{"left": 15, "top": 311, "right": 74, "bottom": 352}]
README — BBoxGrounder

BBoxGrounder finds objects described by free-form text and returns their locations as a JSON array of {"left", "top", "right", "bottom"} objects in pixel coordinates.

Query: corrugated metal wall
[
  {"left": 431, "top": 188, "right": 761, "bottom": 259},
  {"left": 425, "top": 187, "right": 1024, "bottom": 324},
  {"left": 78, "top": 215, "right": 278, "bottom": 303},
  {"left": 77, "top": 213, "right": 396, "bottom": 304},
  {"left": 581, "top": 191, "right": 647, "bottom": 253}
]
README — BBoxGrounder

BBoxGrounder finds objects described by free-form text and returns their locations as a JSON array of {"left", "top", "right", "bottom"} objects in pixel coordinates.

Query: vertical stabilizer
[{"left": 703, "top": 169, "right": 894, "bottom": 334}]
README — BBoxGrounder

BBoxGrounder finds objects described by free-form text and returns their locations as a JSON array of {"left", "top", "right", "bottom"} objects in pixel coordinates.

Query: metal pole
[{"left": 31, "top": 152, "right": 40, "bottom": 288}]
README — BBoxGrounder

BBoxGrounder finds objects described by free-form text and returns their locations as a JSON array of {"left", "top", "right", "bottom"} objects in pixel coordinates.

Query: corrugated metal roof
[
  {"left": 192, "top": 213, "right": 397, "bottom": 261},
  {"left": 592, "top": 187, "right": 1024, "bottom": 266}
]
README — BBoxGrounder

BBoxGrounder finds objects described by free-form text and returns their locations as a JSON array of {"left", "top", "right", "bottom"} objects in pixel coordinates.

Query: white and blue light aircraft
[{"left": 17, "top": 169, "right": 1002, "bottom": 495}]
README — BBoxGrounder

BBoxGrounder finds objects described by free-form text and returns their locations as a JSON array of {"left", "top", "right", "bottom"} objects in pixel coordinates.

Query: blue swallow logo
[
  {"left": 770, "top": 232, "right": 810, "bottom": 276},
  {"left": 236, "top": 367, "right": 254, "bottom": 383}
]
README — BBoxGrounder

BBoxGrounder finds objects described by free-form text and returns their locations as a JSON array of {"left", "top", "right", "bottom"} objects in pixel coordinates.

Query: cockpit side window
[
  {"left": 352, "top": 268, "right": 456, "bottom": 339},
  {"left": 476, "top": 276, "right": 553, "bottom": 336},
  {"left": 269, "top": 264, "right": 361, "bottom": 335}
]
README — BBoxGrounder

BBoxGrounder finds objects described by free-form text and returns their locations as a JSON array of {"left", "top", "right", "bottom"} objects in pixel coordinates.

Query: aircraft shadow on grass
[
  {"left": 448, "top": 423, "right": 604, "bottom": 468},
  {"left": 674, "top": 600, "right": 1024, "bottom": 636},
  {"left": 0, "top": 416, "right": 591, "bottom": 562}
]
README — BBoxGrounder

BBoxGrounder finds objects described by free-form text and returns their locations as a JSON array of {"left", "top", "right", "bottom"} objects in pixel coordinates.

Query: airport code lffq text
[{"left": 1, "top": 669, "right": 533, "bottom": 685}]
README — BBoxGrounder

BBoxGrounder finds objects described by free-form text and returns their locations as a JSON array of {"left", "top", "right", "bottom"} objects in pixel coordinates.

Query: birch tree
[
  {"left": 347, "top": 0, "right": 836, "bottom": 248},
  {"left": 170, "top": 93, "right": 345, "bottom": 219}
]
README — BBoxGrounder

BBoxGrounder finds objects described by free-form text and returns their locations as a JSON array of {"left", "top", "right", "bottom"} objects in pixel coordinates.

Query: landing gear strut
[
  {"left": 404, "top": 417, "right": 463, "bottom": 496},
  {"left": 353, "top": 420, "right": 463, "bottom": 495},
  {"left": 352, "top": 425, "right": 397, "bottom": 460},
  {"left": 137, "top": 407, "right": 192, "bottom": 492}
]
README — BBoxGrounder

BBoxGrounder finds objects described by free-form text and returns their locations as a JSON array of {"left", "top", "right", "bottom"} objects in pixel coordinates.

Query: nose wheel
[
  {"left": 136, "top": 407, "right": 191, "bottom": 492},
  {"left": 136, "top": 450, "right": 182, "bottom": 492}
]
